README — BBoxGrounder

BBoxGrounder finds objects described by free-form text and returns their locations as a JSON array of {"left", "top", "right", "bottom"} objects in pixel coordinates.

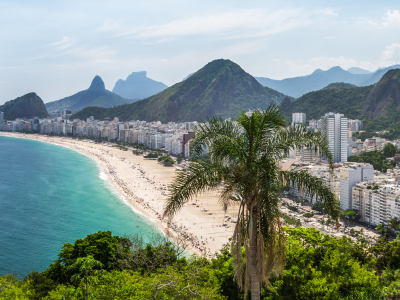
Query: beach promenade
[{"left": 1, "top": 133, "right": 237, "bottom": 257}]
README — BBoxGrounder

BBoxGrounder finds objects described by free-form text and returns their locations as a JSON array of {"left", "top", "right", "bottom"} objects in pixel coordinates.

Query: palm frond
[{"left": 163, "top": 161, "right": 229, "bottom": 219}]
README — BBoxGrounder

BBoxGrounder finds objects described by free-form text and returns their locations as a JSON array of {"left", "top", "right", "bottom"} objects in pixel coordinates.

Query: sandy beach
[{"left": 0, "top": 132, "right": 237, "bottom": 257}]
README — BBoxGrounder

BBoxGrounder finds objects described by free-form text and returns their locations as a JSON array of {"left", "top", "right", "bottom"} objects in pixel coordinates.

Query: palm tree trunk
[{"left": 250, "top": 213, "right": 260, "bottom": 300}]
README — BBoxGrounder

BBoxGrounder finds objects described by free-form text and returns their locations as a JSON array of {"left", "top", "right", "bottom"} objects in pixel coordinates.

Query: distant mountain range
[
  {"left": 45, "top": 76, "right": 134, "bottom": 113},
  {"left": 280, "top": 68, "right": 400, "bottom": 138},
  {"left": 255, "top": 64, "right": 400, "bottom": 98},
  {"left": 112, "top": 71, "right": 168, "bottom": 100},
  {"left": 0, "top": 93, "right": 48, "bottom": 120},
  {"left": 72, "top": 59, "right": 287, "bottom": 122}
]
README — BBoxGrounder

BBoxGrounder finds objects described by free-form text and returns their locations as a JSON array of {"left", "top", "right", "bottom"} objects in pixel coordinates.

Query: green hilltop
[
  {"left": 0, "top": 92, "right": 49, "bottom": 120},
  {"left": 281, "top": 69, "right": 400, "bottom": 139},
  {"left": 71, "top": 59, "right": 287, "bottom": 122}
]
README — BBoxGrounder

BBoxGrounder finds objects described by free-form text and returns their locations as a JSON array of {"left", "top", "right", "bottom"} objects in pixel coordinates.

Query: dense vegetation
[
  {"left": 348, "top": 144, "right": 398, "bottom": 172},
  {"left": 2, "top": 229, "right": 400, "bottom": 299},
  {"left": 0, "top": 92, "right": 49, "bottom": 120},
  {"left": 71, "top": 59, "right": 287, "bottom": 122}
]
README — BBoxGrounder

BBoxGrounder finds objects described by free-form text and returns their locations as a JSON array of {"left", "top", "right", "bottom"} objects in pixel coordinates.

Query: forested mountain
[
  {"left": 112, "top": 71, "right": 168, "bottom": 100},
  {"left": 256, "top": 64, "right": 400, "bottom": 98},
  {"left": 322, "top": 82, "right": 357, "bottom": 90},
  {"left": 281, "top": 69, "right": 400, "bottom": 139},
  {"left": 71, "top": 59, "right": 287, "bottom": 122},
  {"left": 0, "top": 92, "right": 48, "bottom": 120},
  {"left": 45, "top": 76, "right": 133, "bottom": 113}
]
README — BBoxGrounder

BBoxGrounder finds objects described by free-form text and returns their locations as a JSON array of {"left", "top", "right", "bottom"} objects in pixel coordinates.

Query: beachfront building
[{"left": 339, "top": 163, "right": 374, "bottom": 211}]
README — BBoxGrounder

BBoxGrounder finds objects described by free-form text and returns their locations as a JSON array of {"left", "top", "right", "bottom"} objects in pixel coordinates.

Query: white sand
[{"left": 1, "top": 133, "right": 237, "bottom": 257}]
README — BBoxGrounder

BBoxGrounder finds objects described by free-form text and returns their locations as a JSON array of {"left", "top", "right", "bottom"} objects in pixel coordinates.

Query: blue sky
[{"left": 1, "top": 0, "right": 400, "bottom": 104}]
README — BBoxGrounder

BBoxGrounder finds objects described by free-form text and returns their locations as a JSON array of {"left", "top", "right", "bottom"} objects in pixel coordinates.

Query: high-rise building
[
  {"left": 292, "top": 113, "right": 306, "bottom": 125},
  {"left": 339, "top": 163, "right": 374, "bottom": 211},
  {"left": 321, "top": 112, "right": 348, "bottom": 163},
  {"left": 0, "top": 112, "right": 4, "bottom": 131}
]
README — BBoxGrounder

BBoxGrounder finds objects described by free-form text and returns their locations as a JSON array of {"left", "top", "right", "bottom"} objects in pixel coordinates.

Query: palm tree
[
  {"left": 163, "top": 106, "right": 339, "bottom": 300},
  {"left": 69, "top": 255, "right": 104, "bottom": 300}
]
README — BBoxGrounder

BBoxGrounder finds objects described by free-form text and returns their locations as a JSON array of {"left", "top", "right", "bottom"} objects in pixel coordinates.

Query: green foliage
[
  {"left": 158, "top": 155, "right": 175, "bottom": 166},
  {"left": 383, "top": 143, "right": 397, "bottom": 157},
  {"left": 312, "top": 201, "right": 325, "bottom": 212},
  {"left": 263, "top": 227, "right": 381, "bottom": 299},
  {"left": 45, "top": 231, "right": 129, "bottom": 285},
  {"left": 71, "top": 59, "right": 286, "bottom": 122},
  {"left": 0, "top": 274, "right": 32, "bottom": 299},
  {"left": 348, "top": 150, "right": 395, "bottom": 172},
  {"left": 322, "top": 82, "right": 358, "bottom": 89},
  {"left": 144, "top": 152, "right": 159, "bottom": 159},
  {"left": 303, "top": 212, "right": 314, "bottom": 218},
  {"left": 23, "top": 271, "right": 56, "bottom": 300},
  {"left": 281, "top": 213, "right": 302, "bottom": 227},
  {"left": 287, "top": 204, "right": 299, "bottom": 212}
]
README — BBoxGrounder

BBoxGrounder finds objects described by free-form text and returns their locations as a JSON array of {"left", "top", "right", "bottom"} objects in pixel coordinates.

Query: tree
[
  {"left": 383, "top": 143, "right": 397, "bottom": 158},
  {"left": 68, "top": 256, "right": 104, "bottom": 300},
  {"left": 163, "top": 107, "right": 339, "bottom": 300}
]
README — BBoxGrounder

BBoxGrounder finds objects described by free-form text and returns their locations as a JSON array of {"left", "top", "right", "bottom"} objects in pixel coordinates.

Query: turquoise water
[{"left": 0, "top": 136, "right": 162, "bottom": 277}]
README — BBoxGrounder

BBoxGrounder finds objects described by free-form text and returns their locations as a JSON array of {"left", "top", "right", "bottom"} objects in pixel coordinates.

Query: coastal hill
[
  {"left": 0, "top": 92, "right": 49, "bottom": 120},
  {"left": 322, "top": 82, "right": 357, "bottom": 90},
  {"left": 280, "top": 68, "right": 400, "bottom": 138},
  {"left": 256, "top": 64, "right": 400, "bottom": 98},
  {"left": 71, "top": 59, "right": 287, "bottom": 122},
  {"left": 45, "top": 76, "right": 134, "bottom": 113},
  {"left": 361, "top": 69, "right": 400, "bottom": 118},
  {"left": 112, "top": 71, "right": 168, "bottom": 100}
]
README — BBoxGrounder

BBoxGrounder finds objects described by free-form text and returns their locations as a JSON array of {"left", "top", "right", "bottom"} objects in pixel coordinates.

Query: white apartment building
[
  {"left": 301, "top": 147, "right": 319, "bottom": 162},
  {"left": 321, "top": 112, "right": 348, "bottom": 163},
  {"left": 353, "top": 181, "right": 400, "bottom": 225},
  {"left": 292, "top": 113, "right": 306, "bottom": 125},
  {"left": 339, "top": 163, "right": 374, "bottom": 211},
  {"left": 348, "top": 119, "right": 363, "bottom": 133}
]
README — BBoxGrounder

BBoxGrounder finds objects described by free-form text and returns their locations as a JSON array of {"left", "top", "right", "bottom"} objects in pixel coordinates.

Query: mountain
[
  {"left": 255, "top": 65, "right": 400, "bottom": 98},
  {"left": 322, "top": 82, "right": 357, "bottom": 90},
  {"left": 45, "top": 76, "right": 133, "bottom": 113},
  {"left": 347, "top": 67, "right": 371, "bottom": 75},
  {"left": 0, "top": 92, "right": 49, "bottom": 120},
  {"left": 361, "top": 64, "right": 400, "bottom": 86},
  {"left": 71, "top": 59, "right": 287, "bottom": 122},
  {"left": 112, "top": 71, "right": 168, "bottom": 100},
  {"left": 361, "top": 69, "right": 400, "bottom": 118},
  {"left": 183, "top": 73, "right": 194, "bottom": 81},
  {"left": 280, "top": 68, "right": 400, "bottom": 139},
  {"left": 255, "top": 67, "right": 371, "bottom": 98}
]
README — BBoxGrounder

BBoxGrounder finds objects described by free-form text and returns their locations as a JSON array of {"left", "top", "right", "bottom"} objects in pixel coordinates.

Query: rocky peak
[{"left": 88, "top": 76, "right": 106, "bottom": 92}]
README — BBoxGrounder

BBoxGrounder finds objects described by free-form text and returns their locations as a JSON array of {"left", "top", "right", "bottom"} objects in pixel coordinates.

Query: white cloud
[
  {"left": 383, "top": 10, "right": 400, "bottom": 27},
  {"left": 98, "top": 8, "right": 337, "bottom": 41},
  {"left": 47, "top": 36, "right": 73, "bottom": 50},
  {"left": 59, "top": 45, "right": 118, "bottom": 60}
]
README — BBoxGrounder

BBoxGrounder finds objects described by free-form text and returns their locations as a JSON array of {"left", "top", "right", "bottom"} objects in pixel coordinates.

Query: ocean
[{"left": 0, "top": 136, "right": 162, "bottom": 277}]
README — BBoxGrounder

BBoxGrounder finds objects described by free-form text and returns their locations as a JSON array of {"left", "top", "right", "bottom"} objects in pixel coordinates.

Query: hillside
[
  {"left": 112, "top": 71, "right": 168, "bottom": 100},
  {"left": 71, "top": 59, "right": 287, "bottom": 122},
  {"left": 280, "top": 85, "right": 373, "bottom": 121},
  {"left": 0, "top": 92, "right": 49, "bottom": 120},
  {"left": 256, "top": 64, "right": 400, "bottom": 98},
  {"left": 322, "top": 82, "right": 357, "bottom": 90},
  {"left": 281, "top": 68, "right": 400, "bottom": 139},
  {"left": 45, "top": 76, "right": 133, "bottom": 113}
]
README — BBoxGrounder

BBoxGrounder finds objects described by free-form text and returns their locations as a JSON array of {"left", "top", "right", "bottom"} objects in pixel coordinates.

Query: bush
[{"left": 303, "top": 212, "right": 314, "bottom": 218}]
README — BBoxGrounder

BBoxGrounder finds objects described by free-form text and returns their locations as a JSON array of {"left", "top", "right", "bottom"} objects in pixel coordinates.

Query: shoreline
[{"left": 0, "top": 132, "right": 236, "bottom": 257}]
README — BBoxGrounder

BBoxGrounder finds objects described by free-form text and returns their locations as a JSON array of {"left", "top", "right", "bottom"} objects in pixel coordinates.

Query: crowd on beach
[{"left": 33, "top": 136, "right": 220, "bottom": 259}]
